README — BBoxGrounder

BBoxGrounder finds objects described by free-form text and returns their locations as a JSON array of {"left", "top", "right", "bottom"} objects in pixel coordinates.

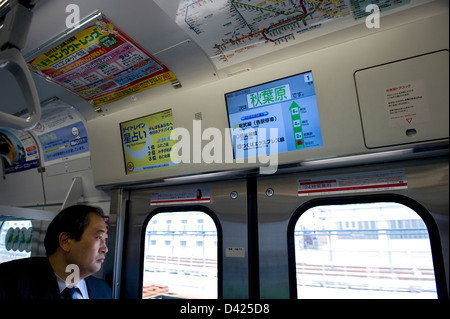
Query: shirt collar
[{"left": 55, "top": 273, "right": 87, "bottom": 298}]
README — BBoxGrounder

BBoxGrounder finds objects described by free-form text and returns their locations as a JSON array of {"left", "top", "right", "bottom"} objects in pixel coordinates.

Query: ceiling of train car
[
  {"left": 1, "top": 0, "right": 219, "bottom": 121},
  {"left": 0, "top": 0, "right": 447, "bottom": 124}
]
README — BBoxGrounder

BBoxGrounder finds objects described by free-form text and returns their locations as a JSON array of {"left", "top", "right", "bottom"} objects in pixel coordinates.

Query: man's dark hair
[{"left": 44, "top": 205, "right": 105, "bottom": 256}]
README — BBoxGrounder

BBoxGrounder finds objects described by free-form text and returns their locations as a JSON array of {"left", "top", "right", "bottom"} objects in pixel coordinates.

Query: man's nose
[{"left": 100, "top": 239, "right": 108, "bottom": 254}]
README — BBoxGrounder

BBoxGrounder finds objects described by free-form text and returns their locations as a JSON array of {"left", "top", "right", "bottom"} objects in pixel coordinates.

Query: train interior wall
[
  {"left": 0, "top": 2, "right": 447, "bottom": 213},
  {"left": 0, "top": 0, "right": 448, "bottom": 299},
  {"left": 88, "top": 10, "right": 449, "bottom": 187}
]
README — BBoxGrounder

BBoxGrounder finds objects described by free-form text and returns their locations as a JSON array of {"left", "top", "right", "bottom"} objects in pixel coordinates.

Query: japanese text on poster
[
  {"left": 121, "top": 109, "right": 178, "bottom": 174},
  {"left": 384, "top": 80, "right": 430, "bottom": 127},
  {"left": 31, "top": 101, "right": 90, "bottom": 165},
  {"left": 27, "top": 15, "right": 177, "bottom": 107}
]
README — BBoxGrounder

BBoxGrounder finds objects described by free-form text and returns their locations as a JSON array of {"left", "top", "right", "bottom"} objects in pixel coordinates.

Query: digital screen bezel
[{"left": 224, "top": 70, "right": 323, "bottom": 160}]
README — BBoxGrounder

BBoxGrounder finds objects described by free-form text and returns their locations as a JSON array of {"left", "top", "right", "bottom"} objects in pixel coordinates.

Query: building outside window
[
  {"left": 0, "top": 220, "right": 32, "bottom": 264},
  {"left": 293, "top": 202, "right": 438, "bottom": 299},
  {"left": 142, "top": 211, "right": 218, "bottom": 299}
]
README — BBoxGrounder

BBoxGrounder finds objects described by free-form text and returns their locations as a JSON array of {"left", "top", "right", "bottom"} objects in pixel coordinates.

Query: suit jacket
[{"left": 0, "top": 257, "right": 111, "bottom": 299}]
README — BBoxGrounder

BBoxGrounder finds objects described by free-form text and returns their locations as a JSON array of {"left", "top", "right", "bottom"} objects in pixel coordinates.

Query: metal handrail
[
  {"left": 0, "top": 47, "right": 41, "bottom": 130},
  {"left": 0, "top": 0, "right": 41, "bottom": 130}
]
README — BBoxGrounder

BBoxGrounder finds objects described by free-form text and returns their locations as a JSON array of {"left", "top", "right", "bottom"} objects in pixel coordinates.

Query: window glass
[
  {"left": 0, "top": 220, "right": 33, "bottom": 264},
  {"left": 294, "top": 202, "right": 437, "bottom": 299},
  {"left": 142, "top": 211, "right": 218, "bottom": 299}
]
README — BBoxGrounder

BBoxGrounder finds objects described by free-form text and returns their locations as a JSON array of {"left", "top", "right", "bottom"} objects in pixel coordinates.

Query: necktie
[{"left": 61, "top": 287, "right": 79, "bottom": 299}]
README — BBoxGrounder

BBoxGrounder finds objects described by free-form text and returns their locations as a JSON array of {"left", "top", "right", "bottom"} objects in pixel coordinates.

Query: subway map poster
[{"left": 155, "top": 0, "right": 414, "bottom": 69}]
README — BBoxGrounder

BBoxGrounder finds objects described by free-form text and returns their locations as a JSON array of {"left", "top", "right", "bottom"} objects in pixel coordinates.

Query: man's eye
[{"left": 97, "top": 236, "right": 108, "bottom": 243}]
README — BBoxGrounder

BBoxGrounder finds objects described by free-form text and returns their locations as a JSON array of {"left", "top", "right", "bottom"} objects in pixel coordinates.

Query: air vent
[{"left": 227, "top": 68, "right": 251, "bottom": 77}]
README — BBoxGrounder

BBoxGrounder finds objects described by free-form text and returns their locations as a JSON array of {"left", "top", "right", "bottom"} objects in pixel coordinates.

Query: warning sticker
[
  {"left": 225, "top": 247, "right": 245, "bottom": 258},
  {"left": 298, "top": 169, "right": 407, "bottom": 196},
  {"left": 385, "top": 80, "right": 430, "bottom": 127},
  {"left": 150, "top": 188, "right": 211, "bottom": 205}
]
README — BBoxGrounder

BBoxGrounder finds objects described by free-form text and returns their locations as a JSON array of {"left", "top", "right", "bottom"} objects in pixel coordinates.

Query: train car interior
[{"left": 0, "top": 0, "right": 448, "bottom": 305}]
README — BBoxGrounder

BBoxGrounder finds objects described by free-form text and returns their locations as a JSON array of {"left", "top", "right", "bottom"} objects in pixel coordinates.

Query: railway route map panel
[{"left": 154, "top": 0, "right": 413, "bottom": 69}]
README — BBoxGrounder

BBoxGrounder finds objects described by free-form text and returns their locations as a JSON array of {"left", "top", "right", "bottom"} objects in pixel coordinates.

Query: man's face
[{"left": 67, "top": 213, "right": 108, "bottom": 279}]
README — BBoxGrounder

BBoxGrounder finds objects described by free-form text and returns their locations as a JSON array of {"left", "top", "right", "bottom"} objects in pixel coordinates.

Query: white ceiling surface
[{"left": 0, "top": 0, "right": 448, "bottom": 123}]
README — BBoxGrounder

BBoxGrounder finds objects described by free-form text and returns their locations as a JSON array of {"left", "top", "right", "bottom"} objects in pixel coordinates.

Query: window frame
[
  {"left": 287, "top": 194, "right": 448, "bottom": 299},
  {"left": 139, "top": 205, "right": 223, "bottom": 299}
]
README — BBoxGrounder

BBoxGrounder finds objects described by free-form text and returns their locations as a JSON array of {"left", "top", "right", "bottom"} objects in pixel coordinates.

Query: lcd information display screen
[
  {"left": 120, "top": 109, "right": 178, "bottom": 174},
  {"left": 225, "top": 71, "right": 323, "bottom": 159}
]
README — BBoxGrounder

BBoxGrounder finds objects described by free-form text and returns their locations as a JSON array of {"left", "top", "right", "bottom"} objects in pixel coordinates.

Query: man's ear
[{"left": 58, "top": 232, "right": 71, "bottom": 253}]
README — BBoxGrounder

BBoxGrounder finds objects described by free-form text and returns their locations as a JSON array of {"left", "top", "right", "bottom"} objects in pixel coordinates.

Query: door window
[
  {"left": 0, "top": 220, "right": 32, "bottom": 264},
  {"left": 292, "top": 202, "right": 438, "bottom": 299},
  {"left": 142, "top": 211, "right": 218, "bottom": 299}
]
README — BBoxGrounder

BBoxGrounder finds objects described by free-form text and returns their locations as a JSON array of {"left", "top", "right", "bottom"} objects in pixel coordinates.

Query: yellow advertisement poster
[
  {"left": 27, "top": 15, "right": 176, "bottom": 107},
  {"left": 120, "top": 109, "right": 178, "bottom": 174}
]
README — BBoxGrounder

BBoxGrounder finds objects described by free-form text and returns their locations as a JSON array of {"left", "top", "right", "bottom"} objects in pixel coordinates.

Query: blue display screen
[{"left": 225, "top": 71, "right": 323, "bottom": 159}]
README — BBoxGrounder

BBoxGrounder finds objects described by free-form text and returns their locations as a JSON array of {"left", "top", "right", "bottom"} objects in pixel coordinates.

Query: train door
[
  {"left": 117, "top": 178, "right": 250, "bottom": 299},
  {"left": 257, "top": 156, "right": 449, "bottom": 299},
  {"left": 110, "top": 157, "right": 448, "bottom": 299}
]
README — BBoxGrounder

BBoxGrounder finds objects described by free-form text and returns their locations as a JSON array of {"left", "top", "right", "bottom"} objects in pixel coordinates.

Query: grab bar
[
  {"left": 0, "top": 47, "right": 41, "bottom": 130},
  {"left": 0, "top": 0, "right": 41, "bottom": 130}
]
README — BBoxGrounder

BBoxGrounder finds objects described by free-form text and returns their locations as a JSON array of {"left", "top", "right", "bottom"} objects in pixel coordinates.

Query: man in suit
[{"left": 0, "top": 205, "right": 112, "bottom": 299}]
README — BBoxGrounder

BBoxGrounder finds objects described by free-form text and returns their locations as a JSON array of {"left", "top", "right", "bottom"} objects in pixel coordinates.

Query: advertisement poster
[
  {"left": 0, "top": 128, "right": 40, "bottom": 175},
  {"left": 120, "top": 109, "right": 178, "bottom": 174},
  {"left": 31, "top": 101, "right": 90, "bottom": 165},
  {"left": 27, "top": 15, "right": 177, "bottom": 107}
]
